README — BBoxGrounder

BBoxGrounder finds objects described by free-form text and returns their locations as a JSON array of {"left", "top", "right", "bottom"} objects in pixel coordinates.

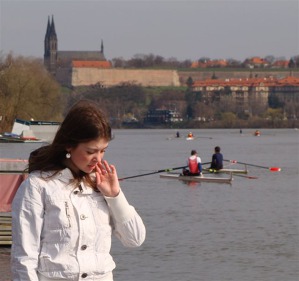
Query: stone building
[{"left": 192, "top": 77, "right": 273, "bottom": 116}]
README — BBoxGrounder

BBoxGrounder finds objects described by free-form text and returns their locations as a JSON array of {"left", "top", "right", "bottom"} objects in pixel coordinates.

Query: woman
[{"left": 11, "top": 100, "right": 146, "bottom": 281}]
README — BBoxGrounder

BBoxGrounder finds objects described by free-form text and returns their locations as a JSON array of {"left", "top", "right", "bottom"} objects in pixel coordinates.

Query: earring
[{"left": 66, "top": 152, "right": 71, "bottom": 159}]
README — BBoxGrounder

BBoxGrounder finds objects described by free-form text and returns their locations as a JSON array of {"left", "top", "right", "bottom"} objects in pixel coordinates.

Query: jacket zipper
[{"left": 65, "top": 201, "right": 71, "bottom": 227}]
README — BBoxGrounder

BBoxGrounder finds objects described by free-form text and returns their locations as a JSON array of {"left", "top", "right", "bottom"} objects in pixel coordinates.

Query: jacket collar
[
  {"left": 58, "top": 168, "right": 95, "bottom": 194},
  {"left": 40, "top": 168, "right": 95, "bottom": 194},
  {"left": 56, "top": 168, "right": 74, "bottom": 184}
]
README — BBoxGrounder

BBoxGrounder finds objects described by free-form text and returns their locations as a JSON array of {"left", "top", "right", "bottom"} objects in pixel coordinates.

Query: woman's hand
[{"left": 95, "top": 160, "right": 120, "bottom": 197}]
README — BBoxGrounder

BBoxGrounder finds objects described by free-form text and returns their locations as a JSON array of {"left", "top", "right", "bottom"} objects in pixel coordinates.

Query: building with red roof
[{"left": 192, "top": 76, "right": 299, "bottom": 116}]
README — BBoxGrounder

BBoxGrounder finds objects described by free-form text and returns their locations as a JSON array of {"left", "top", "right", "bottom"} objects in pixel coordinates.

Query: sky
[{"left": 0, "top": 0, "right": 298, "bottom": 62}]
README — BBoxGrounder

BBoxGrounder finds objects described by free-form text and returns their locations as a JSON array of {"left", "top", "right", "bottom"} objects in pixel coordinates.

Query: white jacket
[{"left": 11, "top": 168, "right": 146, "bottom": 280}]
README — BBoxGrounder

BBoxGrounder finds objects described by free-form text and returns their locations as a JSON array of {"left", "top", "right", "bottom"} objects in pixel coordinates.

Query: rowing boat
[
  {"left": 203, "top": 165, "right": 248, "bottom": 174},
  {"left": 160, "top": 172, "right": 233, "bottom": 184}
]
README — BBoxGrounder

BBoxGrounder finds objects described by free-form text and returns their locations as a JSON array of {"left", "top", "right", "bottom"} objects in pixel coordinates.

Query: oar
[
  {"left": 224, "top": 159, "right": 281, "bottom": 172},
  {"left": 195, "top": 136, "right": 213, "bottom": 139},
  {"left": 119, "top": 162, "right": 211, "bottom": 180},
  {"left": 0, "top": 170, "right": 27, "bottom": 174},
  {"left": 119, "top": 166, "right": 187, "bottom": 180}
]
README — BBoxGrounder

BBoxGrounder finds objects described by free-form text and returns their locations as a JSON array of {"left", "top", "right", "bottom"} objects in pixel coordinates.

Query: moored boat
[
  {"left": 160, "top": 172, "right": 233, "bottom": 184},
  {"left": 0, "top": 118, "right": 61, "bottom": 143},
  {"left": 0, "top": 127, "right": 46, "bottom": 143},
  {"left": 0, "top": 134, "right": 44, "bottom": 143}
]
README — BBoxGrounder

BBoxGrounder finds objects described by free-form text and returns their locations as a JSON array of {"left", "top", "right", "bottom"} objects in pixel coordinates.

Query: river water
[{"left": 0, "top": 128, "right": 298, "bottom": 281}]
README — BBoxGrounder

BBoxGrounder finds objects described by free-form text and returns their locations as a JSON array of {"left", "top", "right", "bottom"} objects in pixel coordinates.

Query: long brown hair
[{"left": 29, "top": 100, "right": 112, "bottom": 182}]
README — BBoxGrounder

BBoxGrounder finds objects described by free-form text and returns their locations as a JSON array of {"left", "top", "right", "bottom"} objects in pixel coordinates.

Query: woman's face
[{"left": 67, "top": 138, "right": 109, "bottom": 174}]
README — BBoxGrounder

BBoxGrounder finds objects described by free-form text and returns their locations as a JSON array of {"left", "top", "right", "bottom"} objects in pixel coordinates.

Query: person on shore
[
  {"left": 11, "top": 100, "right": 146, "bottom": 281},
  {"left": 182, "top": 149, "right": 203, "bottom": 176},
  {"left": 210, "top": 146, "right": 223, "bottom": 170}
]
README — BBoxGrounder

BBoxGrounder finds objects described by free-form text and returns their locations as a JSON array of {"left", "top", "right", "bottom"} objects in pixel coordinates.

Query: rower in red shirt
[{"left": 182, "top": 150, "right": 203, "bottom": 176}]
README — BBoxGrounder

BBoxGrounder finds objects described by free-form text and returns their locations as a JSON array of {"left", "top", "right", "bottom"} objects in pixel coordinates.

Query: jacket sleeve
[
  {"left": 198, "top": 163, "right": 202, "bottom": 173},
  {"left": 11, "top": 176, "right": 44, "bottom": 281},
  {"left": 104, "top": 190, "right": 146, "bottom": 247}
]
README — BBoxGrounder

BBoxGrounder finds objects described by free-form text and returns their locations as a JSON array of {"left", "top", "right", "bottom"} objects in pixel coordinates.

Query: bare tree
[{"left": 0, "top": 54, "right": 63, "bottom": 132}]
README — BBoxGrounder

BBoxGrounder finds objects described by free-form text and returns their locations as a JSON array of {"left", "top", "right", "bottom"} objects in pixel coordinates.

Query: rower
[
  {"left": 182, "top": 150, "right": 203, "bottom": 176},
  {"left": 209, "top": 146, "right": 223, "bottom": 171}
]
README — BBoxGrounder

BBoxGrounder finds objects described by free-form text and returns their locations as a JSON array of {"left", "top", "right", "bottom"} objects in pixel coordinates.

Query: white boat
[
  {"left": 0, "top": 134, "right": 45, "bottom": 143},
  {"left": 203, "top": 165, "right": 248, "bottom": 174},
  {"left": 6, "top": 118, "right": 61, "bottom": 143},
  {"left": 160, "top": 172, "right": 233, "bottom": 184}
]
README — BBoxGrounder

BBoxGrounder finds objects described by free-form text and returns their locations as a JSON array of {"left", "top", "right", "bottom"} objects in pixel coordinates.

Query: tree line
[
  {"left": 65, "top": 83, "right": 299, "bottom": 129},
  {"left": 111, "top": 54, "right": 299, "bottom": 69}
]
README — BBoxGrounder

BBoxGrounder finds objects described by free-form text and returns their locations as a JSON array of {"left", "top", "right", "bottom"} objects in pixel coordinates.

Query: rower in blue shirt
[{"left": 210, "top": 146, "right": 223, "bottom": 170}]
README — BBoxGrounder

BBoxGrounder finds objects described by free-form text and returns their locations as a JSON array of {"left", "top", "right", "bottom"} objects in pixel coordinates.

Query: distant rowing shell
[{"left": 160, "top": 172, "right": 233, "bottom": 184}]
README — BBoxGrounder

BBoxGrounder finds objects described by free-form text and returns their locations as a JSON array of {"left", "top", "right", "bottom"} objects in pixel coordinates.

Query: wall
[
  {"left": 71, "top": 68, "right": 180, "bottom": 87},
  {"left": 57, "top": 67, "right": 299, "bottom": 88}
]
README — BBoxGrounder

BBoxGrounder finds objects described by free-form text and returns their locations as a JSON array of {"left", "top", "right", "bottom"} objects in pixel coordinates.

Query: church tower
[
  {"left": 101, "top": 39, "right": 104, "bottom": 54},
  {"left": 44, "top": 15, "right": 57, "bottom": 75}
]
